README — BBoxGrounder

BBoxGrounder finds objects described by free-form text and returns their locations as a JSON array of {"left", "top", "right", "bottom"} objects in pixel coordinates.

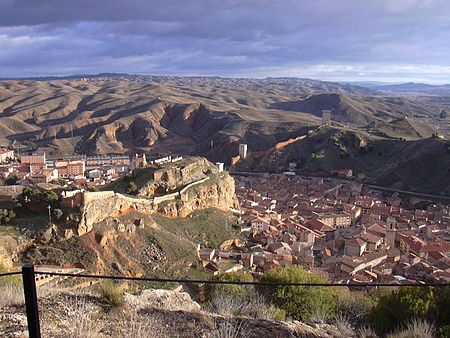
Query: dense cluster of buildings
[
  {"left": 0, "top": 148, "right": 188, "bottom": 189},
  {"left": 0, "top": 149, "right": 130, "bottom": 187},
  {"left": 203, "top": 174, "right": 450, "bottom": 284}
]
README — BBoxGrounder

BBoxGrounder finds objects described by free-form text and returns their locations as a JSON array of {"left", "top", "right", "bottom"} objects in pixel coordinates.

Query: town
[
  {"left": 231, "top": 174, "right": 450, "bottom": 284},
  {"left": 1, "top": 147, "right": 449, "bottom": 285}
]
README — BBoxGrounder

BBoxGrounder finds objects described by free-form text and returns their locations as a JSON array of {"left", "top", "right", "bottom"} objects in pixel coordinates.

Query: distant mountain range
[{"left": 342, "top": 81, "right": 450, "bottom": 94}]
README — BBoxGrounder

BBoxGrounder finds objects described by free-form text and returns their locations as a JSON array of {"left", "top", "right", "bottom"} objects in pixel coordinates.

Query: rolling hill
[{"left": 0, "top": 75, "right": 448, "bottom": 193}]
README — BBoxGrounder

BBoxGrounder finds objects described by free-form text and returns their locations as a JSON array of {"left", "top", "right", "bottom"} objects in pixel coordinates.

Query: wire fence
[
  {"left": 0, "top": 271, "right": 21, "bottom": 278},
  {"left": 32, "top": 270, "right": 450, "bottom": 287},
  {"left": 1, "top": 265, "right": 449, "bottom": 338}
]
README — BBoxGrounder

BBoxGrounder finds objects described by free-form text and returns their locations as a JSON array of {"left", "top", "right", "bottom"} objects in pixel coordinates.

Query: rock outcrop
[
  {"left": 0, "top": 235, "right": 29, "bottom": 268},
  {"left": 77, "top": 157, "right": 238, "bottom": 235},
  {"left": 124, "top": 289, "right": 201, "bottom": 312}
]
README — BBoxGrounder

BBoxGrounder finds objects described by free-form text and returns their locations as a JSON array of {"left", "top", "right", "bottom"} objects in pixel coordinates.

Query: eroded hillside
[{"left": 0, "top": 77, "right": 445, "bottom": 161}]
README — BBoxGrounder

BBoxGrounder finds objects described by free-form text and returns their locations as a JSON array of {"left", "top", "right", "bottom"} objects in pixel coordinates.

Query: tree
[
  {"left": 19, "top": 187, "right": 59, "bottom": 209},
  {"left": 368, "top": 286, "right": 437, "bottom": 335},
  {"left": 256, "top": 265, "right": 337, "bottom": 321},
  {"left": 42, "top": 190, "right": 59, "bottom": 204},
  {"left": 20, "top": 187, "right": 42, "bottom": 203},
  {"left": 126, "top": 182, "right": 137, "bottom": 194}
]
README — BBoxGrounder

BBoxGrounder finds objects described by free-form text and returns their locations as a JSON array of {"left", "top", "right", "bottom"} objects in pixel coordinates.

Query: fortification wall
[
  {"left": 82, "top": 191, "right": 115, "bottom": 203},
  {"left": 153, "top": 192, "right": 179, "bottom": 205},
  {"left": 230, "top": 135, "right": 307, "bottom": 165},
  {"left": 60, "top": 192, "right": 83, "bottom": 209},
  {"left": 179, "top": 177, "right": 209, "bottom": 195}
]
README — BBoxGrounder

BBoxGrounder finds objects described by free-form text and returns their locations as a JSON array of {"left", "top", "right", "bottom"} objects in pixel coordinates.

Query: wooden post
[{"left": 22, "top": 264, "right": 41, "bottom": 338}]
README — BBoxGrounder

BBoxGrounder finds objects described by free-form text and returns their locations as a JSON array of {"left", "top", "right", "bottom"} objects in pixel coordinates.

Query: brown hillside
[{"left": 0, "top": 77, "right": 445, "bottom": 160}]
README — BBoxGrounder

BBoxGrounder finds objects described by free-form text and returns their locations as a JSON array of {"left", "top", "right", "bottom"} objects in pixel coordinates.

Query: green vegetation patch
[{"left": 152, "top": 208, "right": 240, "bottom": 249}]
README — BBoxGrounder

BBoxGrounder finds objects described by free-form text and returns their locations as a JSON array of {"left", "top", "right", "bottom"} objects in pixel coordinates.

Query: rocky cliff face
[
  {"left": 156, "top": 173, "right": 238, "bottom": 217},
  {"left": 77, "top": 157, "right": 238, "bottom": 235}
]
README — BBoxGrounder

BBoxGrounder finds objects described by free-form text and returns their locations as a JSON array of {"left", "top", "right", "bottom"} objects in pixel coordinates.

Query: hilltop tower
[
  {"left": 131, "top": 153, "right": 147, "bottom": 170},
  {"left": 322, "top": 110, "right": 331, "bottom": 126},
  {"left": 239, "top": 144, "right": 248, "bottom": 159},
  {"left": 386, "top": 216, "right": 396, "bottom": 248}
]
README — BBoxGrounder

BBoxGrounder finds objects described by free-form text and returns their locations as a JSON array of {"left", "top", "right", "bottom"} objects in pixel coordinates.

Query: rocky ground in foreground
[{"left": 0, "top": 288, "right": 346, "bottom": 338}]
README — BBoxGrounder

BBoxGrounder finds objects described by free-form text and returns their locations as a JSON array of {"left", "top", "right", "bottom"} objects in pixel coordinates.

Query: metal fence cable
[{"left": 34, "top": 271, "right": 450, "bottom": 287}]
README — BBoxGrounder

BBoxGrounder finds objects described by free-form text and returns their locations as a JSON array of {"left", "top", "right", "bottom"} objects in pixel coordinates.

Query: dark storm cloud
[{"left": 1, "top": 0, "right": 449, "bottom": 82}]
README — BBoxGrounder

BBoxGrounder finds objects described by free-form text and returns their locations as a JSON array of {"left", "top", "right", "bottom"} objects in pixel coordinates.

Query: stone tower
[
  {"left": 322, "top": 110, "right": 331, "bottom": 126},
  {"left": 131, "top": 153, "right": 147, "bottom": 171},
  {"left": 238, "top": 144, "right": 248, "bottom": 159},
  {"left": 386, "top": 216, "right": 396, "bottom": 248}
]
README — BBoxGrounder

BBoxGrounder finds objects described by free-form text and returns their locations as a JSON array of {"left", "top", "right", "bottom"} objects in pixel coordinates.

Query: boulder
[
  {"left": 125, "top": 289, "right": 200, "bottom": 312},
  {"left": 63, "top": 229, "right": 74, "bottom": 240}
]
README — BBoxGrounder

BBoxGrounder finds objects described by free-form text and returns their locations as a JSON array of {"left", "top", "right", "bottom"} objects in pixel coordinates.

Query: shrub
[
  {"left": 334, "top": 290, "right": 374, "bottom": 326},
  {"left": 265, "top": 305, "right": 286, "bottom": 321},
  {"left": 437, "top": 325, "right": 450, "bottom": 338},
  {"left": 433, "top": 287, "right": 450, "bottom": 331},
  {"left": 368, "top": 286, "right": 442, "bottom": 335},
  {"left": 42, "top": 190, "right": 59, "bottom": 204},
  {"left": 97, "top": 281, "right": 125, "bottom": 313},
  {"left": 120, "top": 309, "right": 171, "bottom": 338},
  {"left": 0, "top": 208, "right": 16, "bottom": 224},
  {"left": 204, "top": 271, "right": 254, "bottom": 302},
  {"left": 357, "top": 325, "right": 377, "bottom": 338},
  {"left": 331, "top": 316, "right": 355, "bottom": 337},
  {"left": 256, "top": 265, "right": 337, "bottom": 322},
  {"left": 5, "top": 175, "right": 17, "bottom": 185},
  {"left": 126, "top": 182, "right": 138, "bottom": 194},
  {"left": 208, "top": 294, "right": 250, "bottom": 317}
]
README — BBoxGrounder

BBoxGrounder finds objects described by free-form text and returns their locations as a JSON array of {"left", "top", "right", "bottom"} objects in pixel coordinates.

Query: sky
[{"left": 1, "top": 0, "right": 450, "bottom": 83}]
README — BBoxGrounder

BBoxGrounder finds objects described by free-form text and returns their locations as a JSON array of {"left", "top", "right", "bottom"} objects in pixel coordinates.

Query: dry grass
[
  {"left": 206, "top": 293, "right": 285, "bottom": 321},
  {"left": 357, "top": 326, "right": 377, "bottom": 338},
  {"left": 119, "top": 309, "right": 171, "bottom": 338},
  {"left": 64, "top": 297, "right": 104, "bottom": 337},
  {"left": 387, "top": 318, "right": 435, "bottom": 338},
  {"left": 0, "top": 282, "right": 24, "bottom": 308},
  {"left": 97, "top": 281, "right": 125, "bottom": 314},
  {"left": 204, "top": 320, "right": 251, "bottom": 338},
  {"left": 331, "top": 316, "right": 355, "bottom": 337}
]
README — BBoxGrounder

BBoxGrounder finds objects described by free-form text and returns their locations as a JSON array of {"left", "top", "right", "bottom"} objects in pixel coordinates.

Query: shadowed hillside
[{"left": 235, "top": 127, "right": 450, "bottom": 195}]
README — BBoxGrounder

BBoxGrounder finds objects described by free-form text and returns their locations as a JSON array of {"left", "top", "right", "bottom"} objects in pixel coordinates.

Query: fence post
[{"left": 22, "top": 264, "right": 41, "bottom": 338}]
